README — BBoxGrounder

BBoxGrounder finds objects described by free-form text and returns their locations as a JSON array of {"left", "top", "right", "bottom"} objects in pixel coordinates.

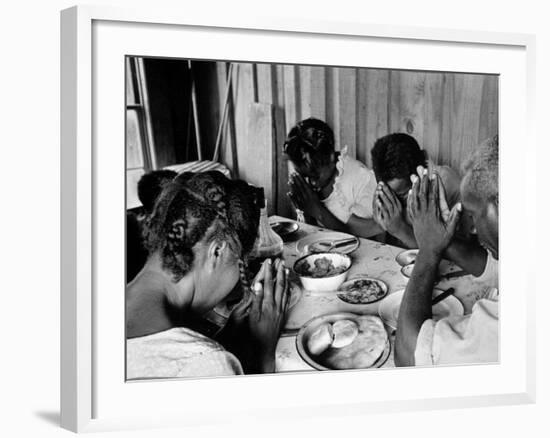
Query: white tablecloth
[{"left": 271, "top": 216, "right": 494, "bottom": 372}]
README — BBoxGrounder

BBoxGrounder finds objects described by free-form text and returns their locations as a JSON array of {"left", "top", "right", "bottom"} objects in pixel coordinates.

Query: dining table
[{"left": 270, "top": 215, "right": 495, "bottom": 372}]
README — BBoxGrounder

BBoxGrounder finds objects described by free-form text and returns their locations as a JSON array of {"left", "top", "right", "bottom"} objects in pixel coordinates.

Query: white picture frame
[{"left": 60, "top": 5, "right": 536, "bottom": 433}]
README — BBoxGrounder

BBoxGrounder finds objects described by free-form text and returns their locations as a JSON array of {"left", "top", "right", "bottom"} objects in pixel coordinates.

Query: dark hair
[
  {"left": 137, "top": 170, "right": 177, "bottom": 213},
  {"left": 283, "top": 118, "right": 335, "bottom": 168},
  {"left": 371, "top": 133, "right": 427, "bottom": 182},
  {"left": 461, "top": 135, "right": 499, "bottom": 205},
  {"left": 143, "top": 171, "right": 260, "bottom": 283}
]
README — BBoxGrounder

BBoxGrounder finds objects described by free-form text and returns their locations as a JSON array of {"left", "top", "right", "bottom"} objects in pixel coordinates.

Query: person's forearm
[
  {"left": 313, "top": 205, "right": 383, "bottom": 239},
  {"left": 310, "top": 204, "right": 349, "bottom": 232},
  {"left": 444, "top": 239, "right": 488, "bottom": 276},
  {"left": 347, "top": 216, "right": 384, "bottom": 239},
  {"left": 395, "top": 249, "right": 440, "bottom": 367},
  {"left": 390, "top": 223, "right": 418, "bottom": 249}
]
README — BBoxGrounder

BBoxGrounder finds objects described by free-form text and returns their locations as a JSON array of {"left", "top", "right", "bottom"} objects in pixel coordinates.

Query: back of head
[
  {"left": 143, "top": 171, "right": 260, "bottom": 282},
  {"left": 137, "top": 169, "right": 177, "bottom": 213},
  {"left": 283, "top": 118, "right": 335, "bottom": 168},
  {"left": 371, "top": 133, "right": 426, "bottom": 182},
  {"left": 461, "top": 135, "right": 499, "bottom": 206}
]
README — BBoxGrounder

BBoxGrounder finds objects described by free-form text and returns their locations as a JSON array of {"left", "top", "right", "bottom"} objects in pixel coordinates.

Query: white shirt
[
  {"left": 127, "top": 327, "right": 243, "bottom": 380},
  {"left": 414, "top": 253, "right": 499, "bottom": 366},
  {"left": 321, "top": 146, "right": 377, "bottom": 224}
]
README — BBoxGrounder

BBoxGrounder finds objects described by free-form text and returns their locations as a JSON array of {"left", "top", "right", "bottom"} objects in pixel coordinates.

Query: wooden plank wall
[{"left": 212, "top": 63, "right": 498, "bottom": 216}]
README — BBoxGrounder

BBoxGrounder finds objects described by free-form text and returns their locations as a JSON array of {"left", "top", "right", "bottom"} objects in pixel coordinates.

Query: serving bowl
[{"left": 293, "top": 252, "right": 352, "bottom": 292}]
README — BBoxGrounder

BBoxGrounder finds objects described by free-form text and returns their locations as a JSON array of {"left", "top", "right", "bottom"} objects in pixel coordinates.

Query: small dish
[
  {"left": 270, "top": 221, "right": 299, "bottom": 239},
  {"left": 336, "top": 276, "right": 389, "bottom": 305},
  {"left": 395, "top": 249, "right": 418, "bottom": 267}
]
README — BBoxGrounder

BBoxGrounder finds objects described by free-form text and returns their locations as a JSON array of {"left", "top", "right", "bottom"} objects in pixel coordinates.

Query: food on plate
[
  {"left": 321, "top": 316, "right": 388, "bottom": 370},
  {"left": 331, "top": 320, "right": 359, "bottom": 348},
  {"left": 337, "top": 279, "right": 386, "bottom": 304},
  {"left": 296, "top": 256, "right": 348, "bottom": 278},
  {"left": 305, "top": 315, "right": 388, "bottom": 369},
  {"left": 307, "top": 322, "right": 334, "bottom": 356}
]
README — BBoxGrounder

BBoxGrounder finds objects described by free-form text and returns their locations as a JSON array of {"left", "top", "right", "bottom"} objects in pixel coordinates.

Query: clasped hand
[
  {"left": 230, "top": 259, "right": 289, "bottom": 357},
  {"left": 407, "top": 168, "right": 462, "bottom": 256},
  {"left": 288, "top": 173, "right": 322, "bottom": 218},
  {"left": 373, "top": 182, "right": 406, "bottom": 234}
]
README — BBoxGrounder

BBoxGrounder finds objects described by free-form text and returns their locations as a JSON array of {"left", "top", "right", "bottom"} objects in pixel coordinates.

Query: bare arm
[
  {"left": 395, "top": 171, "right": 462, "bottom": 366},
  {"left": 444, "top": 239, "right": 487, "bottom": 276},
  {"left": 312, "top": 206, "right": 383, "bottom": 239},
  {"left": 395, "top": 250, "right": 439, "bottom": 366}
]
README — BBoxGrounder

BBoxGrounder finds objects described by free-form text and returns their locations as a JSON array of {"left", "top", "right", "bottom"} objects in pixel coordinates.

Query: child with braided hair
[
  {"left": 126, "top": 171, "right": 289, "bottom": 378},
  {"left": 284, "top": 117, "right": 383, "bottom": 238}
]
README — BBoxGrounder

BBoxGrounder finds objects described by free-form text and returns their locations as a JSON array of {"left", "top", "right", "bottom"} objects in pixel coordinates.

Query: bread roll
[
  {"left": 307, "top": 322, "right": 334, "bottom": 356},
  {"left": 331, "top": 319, "right": 359, "bottom": 348}
]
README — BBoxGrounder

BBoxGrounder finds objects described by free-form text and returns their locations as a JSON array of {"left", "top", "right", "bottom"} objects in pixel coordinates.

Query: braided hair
[
  {"left": 283, "top": 118, "right": 335, "bottom": 169},
  {"left": 143, "top": 171, "right": 260, "bottom": 284},
  {"left": 371, "top": 133, "right": 427, "bottom": 182}
]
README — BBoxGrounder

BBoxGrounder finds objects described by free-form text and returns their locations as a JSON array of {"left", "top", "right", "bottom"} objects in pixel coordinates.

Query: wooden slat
[
  {"left": 336, "top": 68, "right": 357, "bottom": 158},
  {"left": 358, "top": 69, "right": 389, "bottom": 167},
  {"left": 324, "top": 67, "right": 338, "bottom": 149},
  {"left": 389, "top": 70, "right": 426, "bottom": 149},
  {"left": 256, "top": 63, "right": 276, "bottom": 105},
  {"left": 309, "top": 66, "right": 326, "bottom": 120},
  {"left": 422, "top": 72, "right": 445, "bottom": 164},
  {"left": 274, "top": 107, "right": 292, "bottom": 217},
  {"left": 245, "top": 103, "right": 278, "bottom": 214},
  {"left": 460, "top": 74, "right": 485, "bottom": 167},
  {"left": 232, "top": 63, "right": 256, "bottom": 178},
  {"left": 275, "top": 64, "right": 285, "bottom": 111},
  {"left": 299, "top": 66, "right": 312, "bottom": 119},
  {"left": 215, "top": 63, "right": 234, "bottom": 172},
  {"left": 283, "top": 65, "right": 299, "bottom": 134},
  {"left": 479, "top": 75, "right": 499, "bottom": 144}
]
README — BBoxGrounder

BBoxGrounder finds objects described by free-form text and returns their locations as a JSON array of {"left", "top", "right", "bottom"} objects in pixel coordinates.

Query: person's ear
[{"left": 206, "top": 239, "right": 228, "bottom": 271}]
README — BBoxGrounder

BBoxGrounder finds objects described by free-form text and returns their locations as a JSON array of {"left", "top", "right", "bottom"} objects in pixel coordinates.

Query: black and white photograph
[{"left": 125, "top": 57, "right": 499, "bottom": 380}]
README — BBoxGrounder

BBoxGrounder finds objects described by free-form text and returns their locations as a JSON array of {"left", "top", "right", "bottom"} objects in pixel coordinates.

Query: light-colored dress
[
  {"left": 321, "top": 146, "right": 378, "bottom": 224},
  {"left": 414, "top": 254, "right": 499, "bottom": 366},
  {"left": 127, "top": 327, "right": 243, "bottom": 380}
]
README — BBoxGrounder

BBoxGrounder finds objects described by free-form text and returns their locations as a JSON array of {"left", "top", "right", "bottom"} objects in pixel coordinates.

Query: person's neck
[
  {"left": 318, "top": 161, "right": 339, "bottom": 199},
  {"left": 126, "top": 254, "right": 194, "bottom": 338}
]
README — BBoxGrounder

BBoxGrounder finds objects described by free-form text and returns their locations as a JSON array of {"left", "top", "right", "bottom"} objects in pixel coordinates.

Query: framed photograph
[{"left": 61, "top": 5, "right": 536, "bottom": 432}]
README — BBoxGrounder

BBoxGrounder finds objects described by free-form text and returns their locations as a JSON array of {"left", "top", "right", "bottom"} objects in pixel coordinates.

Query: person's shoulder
[
  {"left": 341, "top": 150, "right": 375, "bottom": 179},
  {"left": 434, "top": 164, "right": 460, "bottom": 185}
]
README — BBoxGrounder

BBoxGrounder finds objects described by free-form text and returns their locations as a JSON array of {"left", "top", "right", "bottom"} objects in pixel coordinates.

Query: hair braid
[{"left": 142, "top": 171, "right": 260, "bottom": 283}]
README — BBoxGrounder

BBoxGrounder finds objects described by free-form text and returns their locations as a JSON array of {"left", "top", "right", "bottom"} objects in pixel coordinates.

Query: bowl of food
[
  {"left": 337, "top": 276, "right": 389, "bottom": 305},
  {"left": 296, "top": 312, "right": 390, "bottom": 371},
  {"left": 293, "top": 252, "right": 352, "bottom": 292}
]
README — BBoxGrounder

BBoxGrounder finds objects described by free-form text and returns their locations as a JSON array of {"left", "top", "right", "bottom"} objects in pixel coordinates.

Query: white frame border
[{"left": 60, "top": 5, "right": 536, "bottom": 433}]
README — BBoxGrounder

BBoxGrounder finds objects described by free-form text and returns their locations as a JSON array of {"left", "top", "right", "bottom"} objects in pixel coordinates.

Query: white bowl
[{"left": 293, "top": 252, "right": 352, "bottom": 292}]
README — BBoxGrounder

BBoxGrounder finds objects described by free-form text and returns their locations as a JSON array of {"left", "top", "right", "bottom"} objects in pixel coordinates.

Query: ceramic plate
[
  {"left": 296, "top": 312, "right": 391, "bottom": 371},
  {"left": 296, "top": 231, "right": 359, "bottom": 255}
]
